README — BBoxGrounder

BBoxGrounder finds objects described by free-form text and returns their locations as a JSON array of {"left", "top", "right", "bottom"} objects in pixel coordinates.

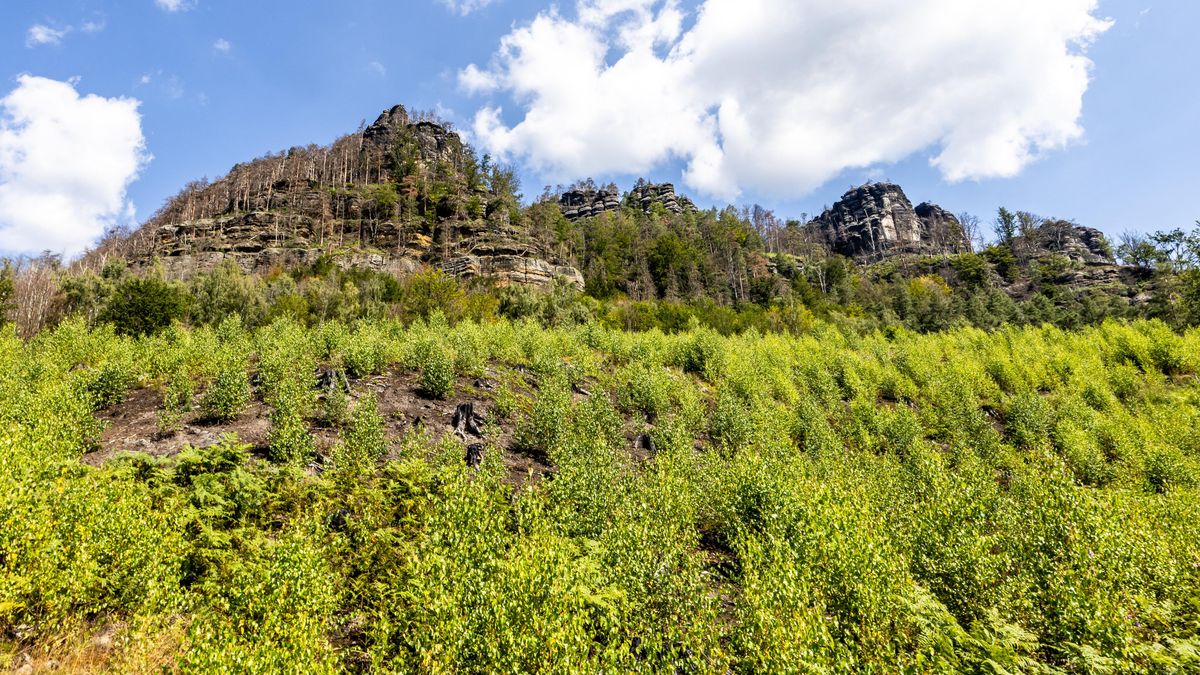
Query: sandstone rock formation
[
  {"left": 558, "top": 180, "right": 697, "bottom": 222},
  {"left": 559, "top": 184, "right": 620, "bottom": 221},
  {"left": 1032, "top": 220, "right": 1115, "bottom": 264},
  {"left": 809, "top": 183, "right": 971, "bottom": 261},
  {"left": 627, "top": 181, "right": 696, "bottom": 216},
  {"left": 126, "top": 105, "right": 584, "bottom": 289}
]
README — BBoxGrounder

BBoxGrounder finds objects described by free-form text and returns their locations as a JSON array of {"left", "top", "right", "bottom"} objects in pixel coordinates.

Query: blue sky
[{"left": 1, "top": 0, "right": 1197, "bottom": 256}]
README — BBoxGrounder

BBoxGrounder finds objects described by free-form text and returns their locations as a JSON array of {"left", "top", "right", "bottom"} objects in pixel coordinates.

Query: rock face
[
  {"left": 809, "top": 183, "right": 971, "bottom": 261},
  {"left": 559, "top": 184, "right": 621, "bottom": 221},
  {"left": 628, "top": 182, "right": 696, "bottom": 216},
  {"left": 132, "top": 105, "right": 583, "bottom": 289},
  {"left": 442, "top": 255, "right": 584, "bottom": 288},
  {"left": 558, "top": 181, "right": 697, "bottom": 222},
  {"left": 1034, "top": 220, "right": 1115, "bottom": 264}
]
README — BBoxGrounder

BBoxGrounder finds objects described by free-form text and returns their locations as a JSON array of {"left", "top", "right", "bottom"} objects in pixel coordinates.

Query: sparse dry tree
[{"left": 10, "top": 254, "right": 63, "bottom": 338}]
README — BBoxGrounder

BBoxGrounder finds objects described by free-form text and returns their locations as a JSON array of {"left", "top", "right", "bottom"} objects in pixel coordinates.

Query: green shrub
[
  {"left": 675, "top": 329, "right": 726, "bottom": 381},
  {"left": 156, "top": 368, "right": 195, "bottom": 436},
  {"left": 99, "top": 276, "right": 188, "bottom": 337},
  {"left": 516, "top": 377, "right": 571, "bottom": 456},
  {"left": 335, "top": 393, "right": 387, "bottom": 471},
  {"left": 615, "top": 362, "right": 671, "bottom": 419},
  {"left": 199, "top": 368, "right": 252, "bottom": 422},
  {"left": 1145, "top": 447, "right": 1196, "bottom": 493},
  {"left": 418, "top": 342, "right": 455, "bottom": 399},
  {"left": 266, "top": 375, "right": 314, "bottom": 465},
  {"left": 1004, "top": 392, "right": 1053, "bottom": 450},
  {"left": 710, "top": 388, "right": 753, "bottom": 453},
  {"left": 319, "top": 380, "right": 350, "bottom": 428},
  {"left": 85, "top": 361, "right": 137, "bottom": 409}
]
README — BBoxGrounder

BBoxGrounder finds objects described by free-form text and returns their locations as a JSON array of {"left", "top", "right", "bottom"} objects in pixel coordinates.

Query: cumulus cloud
[
  {"left": 26, "top": 25, "right": 68, "bottom": 48},
  {"left": 0, "top": 76, "right": 149, "bottom": 256},
  {"left": 461, "top": 0, "right": 1112, "bottom": 200},
  {"left": 213, "top": 38, "right": 232, "bottom": 53},
  {"left": 440, "top": 0, "right": 498, "bottom": 17}
]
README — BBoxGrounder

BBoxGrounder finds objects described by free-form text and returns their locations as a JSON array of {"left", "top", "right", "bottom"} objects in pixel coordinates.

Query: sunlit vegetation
[{"left": 1, "top": 313, "right": 1198, "bottom": 671}]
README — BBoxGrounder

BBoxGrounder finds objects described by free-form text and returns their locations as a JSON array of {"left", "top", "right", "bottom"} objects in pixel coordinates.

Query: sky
[{"left": 0, "top": 0, "right": 1197, "bottom": 257}]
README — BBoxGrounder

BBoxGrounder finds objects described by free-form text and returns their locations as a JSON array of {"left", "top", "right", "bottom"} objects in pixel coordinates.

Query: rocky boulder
[{"left": 809, "top": 183, "right": 971, "bottom": 261}]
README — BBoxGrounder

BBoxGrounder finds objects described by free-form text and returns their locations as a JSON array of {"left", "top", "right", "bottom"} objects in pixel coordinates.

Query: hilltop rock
[
  {"left": 559, "top": 184, "right": 621, "bottom": 221},
  {"left": 124, "top": 104, "right": 584, "bottom": 289},
  {"left": 558, "top": 180, "right": 698, "bottom": 222},
  {"left": 362, "top": 104, "right": 411, "bottom": 145},
  {"left": 809, "top": 183, "right": 971, "bottom": 261},
  {"left": 363, "top": 105, "right": 464, "bottom": 166},
  {"left": 1033, "top": 220, "right": 1115, "bottom": 264},
  {"left": 628, "top": 182, "right": 696, "bottom": 216}
]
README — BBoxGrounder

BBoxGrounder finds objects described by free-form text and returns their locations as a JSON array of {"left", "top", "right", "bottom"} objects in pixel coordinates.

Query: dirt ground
[{"left": 84, "top": 366, "right": 556, "bottom": 484}]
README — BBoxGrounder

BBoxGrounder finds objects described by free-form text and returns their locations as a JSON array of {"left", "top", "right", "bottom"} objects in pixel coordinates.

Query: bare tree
[
  {"left": 10, "top": 254, "right": 62, "bottom": 338},
  {"left": 957, "top": 211, "right": 984, "bottom": 252}
]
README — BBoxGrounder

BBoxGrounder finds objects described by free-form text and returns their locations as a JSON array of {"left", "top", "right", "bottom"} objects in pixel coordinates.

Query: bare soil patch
[{"left": 84, "top": 366, "right": 555, "bottom": 485}]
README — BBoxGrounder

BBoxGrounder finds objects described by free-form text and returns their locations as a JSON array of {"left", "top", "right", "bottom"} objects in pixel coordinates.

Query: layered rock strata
[{"left": 809, "top": 183, "right": 972, "bottom": 261}]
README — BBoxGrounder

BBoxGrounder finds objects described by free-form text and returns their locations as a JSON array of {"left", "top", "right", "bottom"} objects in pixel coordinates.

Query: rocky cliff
[
  {"left": 126, "top": 105, "right": 584, "bottom": 289},
  {"left": 809, "top": 183, "right": 971, "bottom": 261},
  {"left": 558, "top": 181, "right": 697, "bottom": 222},
  {"left": 558, "top": 184, "right": 621, "bottom": 221}
]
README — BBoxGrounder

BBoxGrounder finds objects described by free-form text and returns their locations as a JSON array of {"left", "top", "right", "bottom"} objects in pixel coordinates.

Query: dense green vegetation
[
  {"left": 7, "top": 212, "right": 1198, "bottom": 344},
  {"left": 2, "top": 314, "right": 1198, "bottom": 671}
]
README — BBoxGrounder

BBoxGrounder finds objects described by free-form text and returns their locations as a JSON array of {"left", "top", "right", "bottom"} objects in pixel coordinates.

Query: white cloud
[
  {"left": 0, "top": 76, "right": 149, "bottom": 256},
  {"left": 440, "top": 0, "right": 498, "bottom": 16},
  {"left": 155, "top": 0, "right": 195, "bottom": 12},
  {"left": 213, "top": 38, "right": 232, "bottom": 53},
  {"left": 26, "top": 25, "right": 68, "bottom": 48},
  {"left": 462, "top": 0, "right": 1112, "bottom": 201},
  {"left": 368, "top": 60, "right": 387, "bottom": 77},
  {"left": 81, "top": 19, "right": 107, "bottom": 34}
]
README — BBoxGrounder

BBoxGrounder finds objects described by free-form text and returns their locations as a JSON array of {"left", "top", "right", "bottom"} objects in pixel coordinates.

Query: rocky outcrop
[
  {"left": 628, "top": 182, "right": 696, "bottom": 215},
  {"left": 442, "top": 255, "right": 584, "bottom": 288},
  {"left": 809, "top": 183, "right": 971, "bottom": 261},
  {"left": 362, "top": 105, "right": 462, "bottom": 166},
  {"left": 558, "top": 181, "right": 698, "bottom": 222},
  {"left": 559, "top": 184, "right": 621, "bottom": 221},
  {"left": 1033, "top": 220, "right": 1114, "bottom": 265},
  {"left": 130, "top": 104, "right": 584, "bottom": 289}
]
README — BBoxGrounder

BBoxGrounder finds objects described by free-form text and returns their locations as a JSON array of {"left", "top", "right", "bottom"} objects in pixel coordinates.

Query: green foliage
[
  {"left": 674, "top": 327, "right": 726, "bottom": 381},
  {"left": 417, "top": 340, "right": 455, "bottom": 399},
  {"left": 331, "top": 393, "right": 387, "bottom": 475},
  {"left": 99, "top": 276, "right": 188, "bottom": 336},
  {"left": 156, "top": 367, "right": 195, "bottom": 436},
  {"left": 1, "top": 317, "right": 1199, "bottom": 671},
  {"left": 199, "top": 367, "right": 252, "bottom": 423},
  {"left": 0, "top": 262, "right": 13, "bottom": 325}
]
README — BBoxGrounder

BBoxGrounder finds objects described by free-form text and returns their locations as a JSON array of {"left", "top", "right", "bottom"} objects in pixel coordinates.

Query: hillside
[
  {"left": 83, "top": 103, "right": 1177, "bottom": 334},
  {"left": 102, "top": 105, "right": 582, "bottom": 288},
  {"left": 2, "top": 314, "right": 1199, "bottom": 671}
]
